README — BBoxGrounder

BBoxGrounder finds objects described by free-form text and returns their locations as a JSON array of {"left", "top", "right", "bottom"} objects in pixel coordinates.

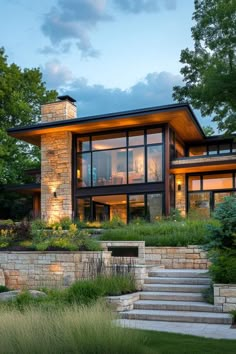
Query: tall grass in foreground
[{"left": 0, "top": 302, "right": 154, "bottom": 354}]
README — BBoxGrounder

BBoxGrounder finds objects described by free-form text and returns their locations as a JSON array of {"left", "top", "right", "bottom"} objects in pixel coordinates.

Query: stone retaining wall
[
  {"left": 214, "top": 284, "right": 236, "bottom": 312},
  {"left": 0, "top": 251, "right": 146, "bottom": 290},
  {"left": 0, "top": 251, "right": 111, "bottom": 289},
  {"left": 145, "top": 246, "right": 210, "bottom": 269},
  {"left": 100, "top": 241, "right": 145, "bottom": 264}
]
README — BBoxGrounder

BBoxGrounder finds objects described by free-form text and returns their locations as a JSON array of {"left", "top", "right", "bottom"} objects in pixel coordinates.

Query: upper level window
[
  {"left": 77, "top": 137, "right": 90, "bottom": 152},
  {"left": 128, "top": 130, "right": 144, "bottom": 146},
  {"left": 175, "top": 139, "right": 185, "bottom": 158},
  {"left": 208, "top": 145, "right": 218, "bottom": 155},
  {"left": 203, "top": 173, "right": 233, "bottom": 190},
  {"left": 189, "top": 146, "right": 207, "bottom": 157},
  {"left": 188, "top": 176, "right": 201, "bottom": 191},
  {"left": 92, "top": 132, "right": 126, "bottom": 150},
  {"left": 219, "top": 144, "right": 230, "bottom": 154},
  {"left": 147, "top": 128, "right": 162, "bottom": 144}
]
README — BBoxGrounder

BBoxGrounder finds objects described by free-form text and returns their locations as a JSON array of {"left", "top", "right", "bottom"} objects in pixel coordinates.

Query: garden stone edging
[
  {"left": 0, "top": 269, "right": 5, "bottom": 286},
  {"left": 0, "top": 290, "right": 47, "bottom": 302},
  {"left": 106, "top": 292, "right": 141, "bottom": 312},
  {"left": 214, "top": 284, "right": 236, "bottom": 312}
]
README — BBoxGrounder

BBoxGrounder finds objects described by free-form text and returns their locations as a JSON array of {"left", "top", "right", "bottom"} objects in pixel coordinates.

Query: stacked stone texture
[
  {"left": 40, "top": 99, "right": 76, "bottom": 222},
  {"left": 145, "top": 246, "right": 210, "bottom": 269},
  {"left": 214, "top": 284, "right": 236, "bottom": 312},
  {"left": 175, "top": 174, "right": 186, "bottom": 216}
]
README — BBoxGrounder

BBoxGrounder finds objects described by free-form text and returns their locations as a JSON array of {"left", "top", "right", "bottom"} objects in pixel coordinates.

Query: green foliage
[
  {"left": 164, "top": 208, "right": 183, "bottom": 222},
  {"left": 208, "top": 249, "right": 236, "bottom": 284},
  {"left": 202, "top": 284, "right": 214, "bottom": 304},
  {"left": 0, "top": 285, "right": 9, "bottom": 293},
  {"left": 0, "top": 303, "right": 152, "bottom": 354},
  {"left": 100, "top": 220, "right": 215, "bottom": 246},
  {"left": 173, "top": 0, "right": 236, "bottom": 134},
  {"left": 102, "top": 215, "right": 126, "bottom": 229}
]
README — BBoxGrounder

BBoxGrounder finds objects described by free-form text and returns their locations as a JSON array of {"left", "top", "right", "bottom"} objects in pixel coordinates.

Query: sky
[{"left": 0, "top": 0, "right": 212, "bottom": 128}]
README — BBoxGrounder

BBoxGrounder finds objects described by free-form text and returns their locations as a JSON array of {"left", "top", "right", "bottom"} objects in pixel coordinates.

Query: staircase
[{"left": 121, "top": 269, "right": 232, "bottom": 325}]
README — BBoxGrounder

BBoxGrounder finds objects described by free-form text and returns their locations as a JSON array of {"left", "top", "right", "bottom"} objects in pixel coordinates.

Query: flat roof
[{"left": 8, "top": 102, "right": 206, "bottom": 145}]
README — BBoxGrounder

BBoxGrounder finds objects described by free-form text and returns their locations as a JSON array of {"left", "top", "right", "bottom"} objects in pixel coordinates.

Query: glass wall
[
  {"left": 188, "top": 141, "right": 235, "bottom": 157},
  {"left": 188, "top": 172, "right": 236, "bottom": 215},
  {"left": 76, "top": 128, "right": 163, "bottom": 188},
  {"left": 76, "top": 193, "right": 163, "bottom": 223}
]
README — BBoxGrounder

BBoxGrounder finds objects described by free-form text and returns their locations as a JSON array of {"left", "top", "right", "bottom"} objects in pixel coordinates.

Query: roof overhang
[{"left": 7, "top": 103, "right": 205, "bottom": 146}]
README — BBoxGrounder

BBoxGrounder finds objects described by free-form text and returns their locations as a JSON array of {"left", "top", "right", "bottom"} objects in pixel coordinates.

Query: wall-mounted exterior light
[
  {"left": 177, "top": 183, "right": 182, "bottom": 192},
  {"left": 53, "top": 191, "right": 57, "bottom": 198}
]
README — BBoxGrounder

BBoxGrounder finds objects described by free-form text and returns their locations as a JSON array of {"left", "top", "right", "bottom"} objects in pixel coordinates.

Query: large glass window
[
  {"left": 92, "top": 132, "right": 126, "bottom": 150},
  {"left": 129, "top": 194, "right": 145, "bottom": 221},
  {"left": 147, "top": 145, "right": 162, "bottom": 182},
  {"left": 147, "top": 128, "right": 162, "bottom": 144},
  {"left": 203, "top": 173, "right": 233, "bottom": 190},
  {"left": 219, "top": 144, "right": 230, "bottom": 154},
  {"left": 128, "top": 130, "right": 144, "bottom": 146},
  {"left": 93, "top": 149, "right": 127, "bottom": 186},
  {"left": 128, "top": 147, "right": 145, "bottom": 184},
  {"left": 77, "top": 153, "right": 91, "bottom": 187},
  {"left": 214, "top": 192, "right": 236, "bottom": 208},
  {"left": 189, "top": 192, "right": 210, "bottom": 218},
  {"left": 208, "top": 145, "right": 218, "bottom": 155},
  {"left": 189, "top": 146, "right": 207, "bottom": 157},
  {"left": 188, "top": 176, "right": 201, "bottom": 191},
  {"left": 147, "top": 194, "right": 162, "bottom": 221},
  {"left": 77, "top": 198, "right": 91, "bottom": 221},
  {"left": 76, "top": 128, "right": 163, "bottom": 188},
  {"left": 77, "top": 137, "right": 90, "bottom": 152}
]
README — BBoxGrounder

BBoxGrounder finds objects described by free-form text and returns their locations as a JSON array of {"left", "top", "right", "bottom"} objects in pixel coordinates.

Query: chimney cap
[{"left": 57, "top": 95, "right": 76, "bottom": 103}]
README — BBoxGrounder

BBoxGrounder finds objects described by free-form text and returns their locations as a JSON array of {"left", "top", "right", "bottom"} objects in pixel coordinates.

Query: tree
[
  {"left": 173, "top": 0, "right": 236, "bottom": 134},
  {"left": 202, "top": 125, "right": 215, "bottom": 136},
  {"left": 0, "top": 48, "right": 57, "bottom": 185}
]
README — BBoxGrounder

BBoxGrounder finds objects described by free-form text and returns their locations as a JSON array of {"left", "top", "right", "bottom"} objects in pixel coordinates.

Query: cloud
[
  {"left": 54, "top": 71, "right": 182, "bottom": 116},
  {"left": 114, "top": 0, "right": 176, "bottom": 14},
  {"left": 42, "top": 60, "right": 74, "bottom": 89},
  {"left": 41, "top": 0, "right": 111, "bottom": 57}
]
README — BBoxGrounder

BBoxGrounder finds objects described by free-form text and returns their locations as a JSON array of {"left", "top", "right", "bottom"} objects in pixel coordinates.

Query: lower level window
[{"left": 76, "top": 193, "right": 163, "bottom": 223}]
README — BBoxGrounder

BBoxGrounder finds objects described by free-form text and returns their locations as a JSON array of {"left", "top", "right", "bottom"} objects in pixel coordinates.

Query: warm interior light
[{"left": 77, "top": 169, "right": 81, "bottom": 178}]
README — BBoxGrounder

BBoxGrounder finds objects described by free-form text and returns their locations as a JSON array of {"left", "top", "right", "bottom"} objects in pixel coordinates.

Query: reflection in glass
[
  {"left": 175, "top": 139, "right": 185, "bottom": 157},
  {"left": 77, "top": 137, "right": 90, "bottom": 152},
  {"left": 214, "top": 192, "right": 236, "bottom": 208},
  {"left": 147, "top": 194, "right": 162, "bottom": 221},
  {"left": 92, "top": 195, "right": 127, "bottom": 223},
  {"left": 188, "top": 176, "right": 201, "bottom": 191},
  {"left": 129, "top": 194, "right": 145, "bottom": 220},
  {"left": 92, "top": 149, "right": 127, "bottom": 186},
  {"left": 77, "top": 198, "right": 91, "bottom": 221},
  {"left": 219, "top": 144, "right": 230, "bottom": 154},
  {"left": 147, "top": 145, "right": 162, "bottom": 182},
  {"left": 147, "top": 128, "right": 162, "bottom": 144},
  {"left": 128, "top": 147, "right": 144, "bottom": 184},
  {"left": 189, "top": 146, "right": 207, "bottom": 156},
  {"left": 208, "top": 145, "right": 218, "bottom": 155},
  {"left": 189, "top": 192, "right": 210, "bottom": 218},
  {"left": 203, "top": 174, "right": 233, "bottom": 190},
  {"left": 77, "top": 153, "right": 91, "bottom": 187},
  {"left": 92, "top": 132, "right": 126, "bottom": 150},
  {"left": 128, "top": 130, "right": 144, "bottom": 146}
]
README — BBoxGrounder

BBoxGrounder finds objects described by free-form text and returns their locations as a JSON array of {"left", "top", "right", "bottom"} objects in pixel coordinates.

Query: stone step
[
  {"left": 144, "top": 277, "right": 211, "bottom": 285},
  {"left": 143, "top": 283, "right": 209, "bottom": 293},
  {"left": 148, "top": 270, "right": 209, "bottom": 278},
  {"left": 134, "top": 300, "right": 222, "bottom": 313},
  {"left": 140, "top": 291, "right": 205, "bottom": 302},
  {"left": 121, "top": 309, "right": 232, "bottom": 325}
]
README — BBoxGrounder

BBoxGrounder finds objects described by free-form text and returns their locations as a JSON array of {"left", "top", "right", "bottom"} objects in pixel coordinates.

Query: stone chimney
[
  {"left": 41, "top": 95, "right": 77, "bottom": 123},
  {"left": 40, "top": 95, "right": 77, "bottom": 223}
]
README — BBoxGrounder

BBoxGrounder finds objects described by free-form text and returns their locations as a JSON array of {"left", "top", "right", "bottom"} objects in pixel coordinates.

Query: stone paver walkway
[{"left": 118, "top": 319, "right": 236, "bottom": 340}]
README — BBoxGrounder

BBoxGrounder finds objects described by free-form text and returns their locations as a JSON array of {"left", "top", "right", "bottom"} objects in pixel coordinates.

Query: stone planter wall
[
  {"left": 214, "top": 284, "right": 236, "bottom": 312},
  {"left": 0, "top": 269, "right": 5, "bottom": 286},
  {"left": 100, "top": 241, "right": 145, "bottom": 264},
  {"left": 145, "top": 246, "right": 210, "bottom": 269}
]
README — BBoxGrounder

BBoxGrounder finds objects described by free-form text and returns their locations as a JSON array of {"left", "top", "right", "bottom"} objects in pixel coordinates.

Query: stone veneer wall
[
  {"left": 145, "top": 246, "right": 210, "bottom": 269},
  {"left": 0, "top": 252, "right": 147, "bottom": 290},
  {"left": 0, "top": 251, "right": 111, "bottom": 289},
  {"left": 41, "top": 132, "right": 72, "bottom": 222},
  {"left": 175, "top": 173, "right": 186, "bottom": 216},
  {"left": 40, "top": 99, "right": 77, "bottom": 222},
  {"left": 214, "top": 284, "right": 236, "bottom": 312}
]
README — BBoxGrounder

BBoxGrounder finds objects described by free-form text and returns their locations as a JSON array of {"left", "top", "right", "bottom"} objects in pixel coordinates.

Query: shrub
[
  {"left": 0, "top": 285, "right": 9, "bottom": 293},
  {"left": 102, "top": 216, "right": 126, "bottom": 229},
  {"left": 14, "top": 220, "right": 31, "bottom": 241},
  {"left": 208, "top": 250, "right": 236, "bottom": 284}
]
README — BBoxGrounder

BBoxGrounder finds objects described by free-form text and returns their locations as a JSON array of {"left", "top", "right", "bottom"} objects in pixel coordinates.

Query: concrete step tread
[
  {"left": 121, "top": 309, "right": 232, "bottom": 319},
  {"left": 144, "top": 284, "right": 209, "bottom": 288},
  {"left": 140, "top": 291, "right": 204, "bottom": 302},
  {"left": 141, "top": 291, "right": 204, "bottom": 296},
  {"left": 145, "top": 277, "right": 211, "bottom": 283},
  {"left": 149, "top": 270, "right": 209, "bottom": 278},
  {"left": 134, "top": 300, "right": 222, "bottom": 312},
  {"left": 143, "top": 284, "right": 209, "bottom": 293}
]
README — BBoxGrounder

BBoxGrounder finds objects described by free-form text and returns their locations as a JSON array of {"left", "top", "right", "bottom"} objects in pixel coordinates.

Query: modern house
[{"left": 7, "top": 96, "right": 236, "bottom": 223}]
